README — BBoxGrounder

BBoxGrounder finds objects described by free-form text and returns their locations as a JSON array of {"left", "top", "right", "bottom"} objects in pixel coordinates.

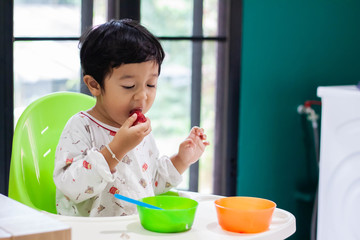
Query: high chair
[{"left": 8, "top": 92, "right": 95, "bottom": 214}]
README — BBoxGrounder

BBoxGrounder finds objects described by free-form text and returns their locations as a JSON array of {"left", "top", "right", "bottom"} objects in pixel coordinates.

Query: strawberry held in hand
[{"left": 130, "top": 109, "right": 147, "bottom": 126}]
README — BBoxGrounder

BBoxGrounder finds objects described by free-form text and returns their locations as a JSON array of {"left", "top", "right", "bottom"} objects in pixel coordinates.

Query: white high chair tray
[{"left": 47, "top": 192, "right": 296, "bottom": 240}]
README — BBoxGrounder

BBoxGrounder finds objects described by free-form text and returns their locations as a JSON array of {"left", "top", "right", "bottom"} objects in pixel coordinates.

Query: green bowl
[{"left": 137, "top": 196, "right": 198, "bottom": 233}]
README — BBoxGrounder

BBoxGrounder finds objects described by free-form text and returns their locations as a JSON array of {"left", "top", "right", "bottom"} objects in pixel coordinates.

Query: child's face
[{"left": 96, "top": 60, "right": 158, "bottom": 127}]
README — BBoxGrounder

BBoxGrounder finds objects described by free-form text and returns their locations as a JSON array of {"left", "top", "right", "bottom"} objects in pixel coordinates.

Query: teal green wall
[{"left": 237, "top": 1, "right": 360, "bottom": 239}]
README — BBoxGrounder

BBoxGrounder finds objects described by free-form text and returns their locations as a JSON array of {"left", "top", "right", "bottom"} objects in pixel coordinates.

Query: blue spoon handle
[{"left": 114, "top": 194, "right": 163, "bottom": 210}]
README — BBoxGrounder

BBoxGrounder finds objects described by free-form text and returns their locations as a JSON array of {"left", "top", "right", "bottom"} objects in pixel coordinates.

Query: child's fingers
[
  {"left": 131, "top": 118, "right": 152, "bottom": 137},
  {"left": 143, "top": 118, "right": 152, "bottom": 134},
  {"left": 187, "top": 127, "right": 210, "bottom": 147},
  {"left": 195, "top": 133, "right": 210, "bottom": 148},
  {"left": 203, "top": 141, "right": 210, "bottom": 146},
  {"left": 199, "top": 133, "right": 207, "bottom": 140},
  {"left": 123, "top": 113, "right": 138, "bottom": 128},
  {"left": 189, "top": 126, "right": 205, "bottom": 138},
  {"left": 194, "top": 128, "right": 207, "bottom": 141},
  {"left": 193, "top": 127, "right": 203, "bottom": 134}
]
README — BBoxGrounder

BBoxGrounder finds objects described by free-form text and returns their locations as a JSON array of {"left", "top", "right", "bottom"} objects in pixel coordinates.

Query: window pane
[
  {"left": 199, "top": 41, "right": 216, "bottom": 194},
  {"left": 148, "top": 40, "right": 192, "bottom": 190},
  {"left": 203, "top": 0, "right": 219, "bottom": 36},
  {"left": 14, "top": 0, "right": 81, "bottom": 37},
  {"left": 141, "top": 0, "right": 193, "bottom": 36},
  {"left": 14, "top": 41, "right": 80, "bottom": 124},
  {"left": 93, "top": 0, "right": 107, "bottom": 26}
]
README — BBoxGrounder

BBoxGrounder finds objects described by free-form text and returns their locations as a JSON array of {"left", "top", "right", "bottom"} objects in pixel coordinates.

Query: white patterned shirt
[{"left": 53, "top": 111, "right": 182, "bottom": 217}]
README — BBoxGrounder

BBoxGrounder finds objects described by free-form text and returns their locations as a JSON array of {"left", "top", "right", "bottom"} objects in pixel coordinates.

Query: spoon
[{"left": 114, "top": 194, "right": 163, "bottom": 210}]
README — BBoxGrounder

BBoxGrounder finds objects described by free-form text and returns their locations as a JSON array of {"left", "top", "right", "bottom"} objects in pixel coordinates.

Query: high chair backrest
[{"left": 8, "top": 92, "right": 96, "bottom": 213}]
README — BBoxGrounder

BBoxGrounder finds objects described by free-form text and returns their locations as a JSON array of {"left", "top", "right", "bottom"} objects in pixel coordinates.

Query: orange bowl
[{"left": 214, "top": 196, "right": 276, "bottom": 233}]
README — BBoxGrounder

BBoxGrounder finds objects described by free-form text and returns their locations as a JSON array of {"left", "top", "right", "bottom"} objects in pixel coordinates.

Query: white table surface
[
  {"left": 0, "top": 194, "right": 71, "bottom": 240},
  {"left": 46, "top": 191, "right": 296, "bottom": 240}
]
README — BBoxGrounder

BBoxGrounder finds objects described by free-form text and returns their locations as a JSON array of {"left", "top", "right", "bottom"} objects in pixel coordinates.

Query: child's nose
[{"left": 134, "top": 88, "right": 147, "bottom": 101}]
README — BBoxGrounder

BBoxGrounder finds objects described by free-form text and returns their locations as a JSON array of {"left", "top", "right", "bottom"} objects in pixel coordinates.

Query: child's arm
[
  {"left": 54, "top": 114, "right": 152, "bottom": 204},
  {"left": 171, "top": 127, "right": 210, "bottom": 174},
  {"left": 150, "top": 127, "right": 209, "bottom": 195},
  {"left": 54, "top": 117, "right": 113, "bottom": 203},
  {"left": 100, "top": 113, "right": 152, "bottom": 172}
]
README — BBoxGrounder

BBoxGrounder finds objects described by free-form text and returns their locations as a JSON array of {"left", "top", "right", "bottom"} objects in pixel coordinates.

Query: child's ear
[{"left": 83, "top": 75, "right": 101, "bottom": 96}]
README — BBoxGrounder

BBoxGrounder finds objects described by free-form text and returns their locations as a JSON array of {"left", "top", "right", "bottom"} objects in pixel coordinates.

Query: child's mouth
[{"left": 129, "top": 108, "right": 142, "bottom": 115}]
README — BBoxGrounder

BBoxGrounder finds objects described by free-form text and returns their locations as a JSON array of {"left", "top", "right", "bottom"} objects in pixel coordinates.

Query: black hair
[{"left": 79, "top": 19, "right": 165, "bottom": 88}]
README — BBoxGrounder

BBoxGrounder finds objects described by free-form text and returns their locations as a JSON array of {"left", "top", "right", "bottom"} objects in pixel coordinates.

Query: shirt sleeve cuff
[
  {"left": 158, "top": 156, "right": 183, "bottom": 187},
  {"left": 87, "top": 148, "right": 116, "bottom": 183}
]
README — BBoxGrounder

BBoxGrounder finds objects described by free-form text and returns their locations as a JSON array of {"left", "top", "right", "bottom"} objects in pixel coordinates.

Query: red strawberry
[{"left": 129, "top": 109, "right": 147, "bottom": 126}]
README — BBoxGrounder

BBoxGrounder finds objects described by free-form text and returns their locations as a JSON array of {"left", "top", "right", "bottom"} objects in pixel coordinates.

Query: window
[
  {"left": 13, "top": 0, "right": 226, "bottom": 194},
  {"left": 14, "top": 0, "right": 82, "bottom": 123},
  {"left": 140, "top": 0, "right": 221, "bottom": 193}
]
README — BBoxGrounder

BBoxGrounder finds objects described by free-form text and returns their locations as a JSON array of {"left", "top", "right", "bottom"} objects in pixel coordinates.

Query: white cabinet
[{"left": 317, "top": 85, "right": 360, "bottom": 240}]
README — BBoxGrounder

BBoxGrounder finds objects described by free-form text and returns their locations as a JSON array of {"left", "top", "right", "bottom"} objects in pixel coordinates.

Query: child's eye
[
  {"left": 147, "top": 84, "right": 156, "bottom": 88},
  {"left": 122, "top": 85, "right": 135, "bottom": 89}
]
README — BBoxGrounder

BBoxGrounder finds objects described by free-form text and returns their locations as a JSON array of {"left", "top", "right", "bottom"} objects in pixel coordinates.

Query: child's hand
[
  {"left": 105, "top": 113, "right": 151, "bottom": 168},
  {"left": 171, "top": 127, "right": 210, "bottom": 174}
]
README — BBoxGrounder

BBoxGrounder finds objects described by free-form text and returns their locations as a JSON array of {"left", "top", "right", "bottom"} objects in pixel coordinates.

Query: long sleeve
[
  {"left": 145, "top": 136, "right": 182, "bottom": 195},
  {"left": 53, "top": 115, "right": 115, "bottom": 204},
  {"left": 153, "top": 156, "right": 183, "bottom": 195}
]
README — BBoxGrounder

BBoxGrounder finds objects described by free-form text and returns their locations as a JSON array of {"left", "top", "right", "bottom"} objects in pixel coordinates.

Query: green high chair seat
[{"left": 8, "top": 92, "right": 96, "bottom": 214}]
